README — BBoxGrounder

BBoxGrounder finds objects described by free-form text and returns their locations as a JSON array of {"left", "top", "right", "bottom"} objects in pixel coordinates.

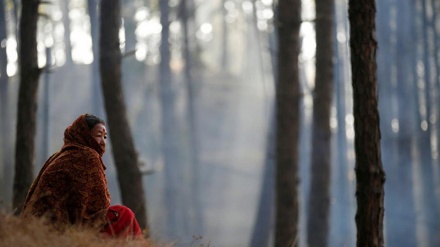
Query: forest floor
[{"left": 0, "top": 213, "right": 171, "bottom": 247}]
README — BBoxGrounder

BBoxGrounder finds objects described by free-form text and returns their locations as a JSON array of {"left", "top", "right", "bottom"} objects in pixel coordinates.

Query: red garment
[
  {"left": 101, "top": 205, "right": 143, "bottom": 238},
  {"left": 21, "top": 114, "right": 110, "bottom": 231}
]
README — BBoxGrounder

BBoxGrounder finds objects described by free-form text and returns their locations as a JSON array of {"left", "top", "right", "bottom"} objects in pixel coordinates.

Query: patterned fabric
[{"left": 21, "top": 114, "right": 111, "bottom": 231}]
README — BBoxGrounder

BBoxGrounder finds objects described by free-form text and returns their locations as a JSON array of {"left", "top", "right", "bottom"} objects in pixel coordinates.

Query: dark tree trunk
[
  {"left": 99, "top": 0, "right": 149, "bottom": 231},
  {"left": 0, "top": 0, "right": 12, "bottom": 205},
  {"left": 306, "top": 0, "right": 335, "bottom": 246},
  {"left": 348, "top": 1, "right": 386, "bottom": 247},
  {"left": 274, "top": 0, "right": 301, "bottom": 246},
  {"left": 13, "top": 0, "right": 41, "bottom": 214}
]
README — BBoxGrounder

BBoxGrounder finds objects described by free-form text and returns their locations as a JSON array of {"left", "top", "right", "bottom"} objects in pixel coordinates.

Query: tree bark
[
  {"left": 13, "top": 0, "right": 41, "bottom": 214},
  {"left": 99, "top": 0, "right": 149, "bottom": 231},
  {"left": 275, "top": 0, "right": 301, "bottom": 246},
  {"left": 348, "top": 1, "right": 386, "bottom": 247},
  {"left": 306, "top": 0, "right": 335, "bottom": 246}
]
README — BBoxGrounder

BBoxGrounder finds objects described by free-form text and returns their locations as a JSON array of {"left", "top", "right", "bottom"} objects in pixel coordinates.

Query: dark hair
[{"left": 85, "top": 114, "right": 105, "bottom": 129}]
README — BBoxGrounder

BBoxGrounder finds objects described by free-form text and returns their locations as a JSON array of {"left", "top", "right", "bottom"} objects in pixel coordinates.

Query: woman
[{"left": 21, "top": 114, "right": 143, "bottom": 239}]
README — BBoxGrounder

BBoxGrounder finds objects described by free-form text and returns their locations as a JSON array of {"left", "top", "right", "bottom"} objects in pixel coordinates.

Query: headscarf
[{"left": 22, "top": 114, "right": 111, "bottom": 231}]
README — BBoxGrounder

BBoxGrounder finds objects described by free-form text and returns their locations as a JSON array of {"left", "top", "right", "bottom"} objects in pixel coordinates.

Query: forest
[{"left": 0, "top": 0, "right": 438, "bottom": 246}]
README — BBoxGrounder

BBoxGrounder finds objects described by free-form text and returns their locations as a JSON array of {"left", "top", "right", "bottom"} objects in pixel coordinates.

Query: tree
[
  {"left": 99, "top": 0, "right": 149, "bottom": 231},
  {"left": 274, "top": 0, "right": 301, "bottom": 246},
  {"left": 179, "top": 0, "right": 204, "bottom": 235},
  {"left": 306, "top": 0, "right": 335, "bottom": 246},
  {"left": 13, "top": 0, "right": 42, "bottom": 214},
  {"left": 0, "top": 0, "right": 11, "bottom": 205},
  {"left": 159, "top": 0, "right": 186, "bottom": 237},
  {"left": 348, "top": 1, "right": 386, "bottom": 246},
  {"left": 87, "top": 0, "right": 103, "bottom": 116}
]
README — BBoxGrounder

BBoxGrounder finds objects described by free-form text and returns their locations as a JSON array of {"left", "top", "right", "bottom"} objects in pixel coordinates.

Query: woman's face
[{"left": 91, "top": 123, "right": 107, "bottom": 151}]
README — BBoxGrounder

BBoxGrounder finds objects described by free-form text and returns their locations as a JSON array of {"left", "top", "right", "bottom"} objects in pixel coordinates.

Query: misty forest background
[{"left": 0, "top": 0, "right": 438, "bottom": 246}]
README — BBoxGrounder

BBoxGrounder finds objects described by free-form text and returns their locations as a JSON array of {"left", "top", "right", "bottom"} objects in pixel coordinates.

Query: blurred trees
[
  {"left": 2, "top": 0, "right": 440, "bottom": 246},
  {"left": 348, "top": 0, "right": 385, "bottom": 246},
  {"left": 274, "top": 0, "right": 301, "bottom": 246},
  {"left": 306, "top": 0, "right": 334, "bottom": 246},
  {"left": 13, "top": 0, "right": 42, "bottom": 214},
  {"left": 99, "top": 0, "right": 148, "bottom": 230}
]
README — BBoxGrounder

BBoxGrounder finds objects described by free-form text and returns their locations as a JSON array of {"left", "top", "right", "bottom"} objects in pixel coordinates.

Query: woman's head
[
  {"left": 85, "top": 114, "right": 107, "bottom": 152},
  {"left": 63, "top": 114, "right": 107, "bottom": 156}
]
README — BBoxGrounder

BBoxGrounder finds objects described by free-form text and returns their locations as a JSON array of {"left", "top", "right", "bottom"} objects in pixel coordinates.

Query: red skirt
[{"left": 101, "top": 205, "right": 143, "bottom": 239}]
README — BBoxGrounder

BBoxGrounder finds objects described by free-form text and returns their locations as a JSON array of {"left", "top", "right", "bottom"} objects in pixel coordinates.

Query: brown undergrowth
[{"left": 0, "top": 213, "right": 170, "bottom": 247}]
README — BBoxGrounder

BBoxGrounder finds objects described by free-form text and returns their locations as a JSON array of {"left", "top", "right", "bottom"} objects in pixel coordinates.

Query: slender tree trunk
[
  {"left": 333, "top": 0, "right": 352, "bottom": 244},
  {"left": 250, "top": 110, "right": 275, "bottom": 247},
  {"left": 221, "top": 0, "right": 228, "bottom": 71},
  {"left": 87, "top": 0, "right": 103, "bottom": 117},
  {"left": 250, "top": 6, "right": 278, "bottom": 244},
  {"left": 306, "top": 0, "right": 334, "bottom": 246},
  {"left": 99, "top": 0, "right": 149, "bottom": 231},
  {"left": 348, "top": 1, "right": 386, "bottom": 246},
  {"left": 0, "top": 0, "right": 11, "bottom": 205},
  {"left": 61, "top": 0, "right": 73, "bottom": 65},
  {"left": 41, "top": 47, "right": 52, "bottom": 161},
  {"left": 180, "top": 0, "right": 204, "bottom": 235},
  {"left": 159, "top": 0, "right": 182, "bottom": 237},
  {"left": 275, "top": 0, "right": 301, "bottom": 246},
  {"left": 13, "top": 0, "right": 41, "bottom": 214}
]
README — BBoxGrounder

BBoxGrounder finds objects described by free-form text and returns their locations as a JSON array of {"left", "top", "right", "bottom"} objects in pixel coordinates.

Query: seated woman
[{"left": 21, "top": 114, "right": 143, "bottom": 239}]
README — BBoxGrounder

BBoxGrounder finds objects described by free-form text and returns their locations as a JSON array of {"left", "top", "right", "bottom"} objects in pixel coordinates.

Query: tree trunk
[
  {"left": 87, "top": 0, "right": 103, "bottom": 116},
  {"left": 250, "top": 110, "right": 275, "bottom": 247},
  {"left": 13, "top": 0, "right": 41, "bottom": 214},
  {"left": 220, "top": 0, "right": 228, "bottom": 71},
  {"left": 61, "top": 0, "right": 73, "bottom": 65},
  {"left": 0, "top": 0, "right": 12, "bottom": 206},
  {"left": 275, "top": 0, "right": 301, "bottom": 246},
  {"left": 159, "top": 0, "right": 183, "bottom": 237},
  {"left": 306, "top": 0, "right": 335, "bottom": 246},
  {"left": 180, "top": 0, "right": 204, "bottom": 235},
  {"left": 99, "top": 0, "right": 149, "bottom": 231},
  {"left": 348, "top": 1, "right": 386, "bottom": 247}
]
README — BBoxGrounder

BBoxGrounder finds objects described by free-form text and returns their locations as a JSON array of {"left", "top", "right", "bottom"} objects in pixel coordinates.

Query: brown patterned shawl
[{"left": 21, "top": 114, "right": 111, "bottom": 231}]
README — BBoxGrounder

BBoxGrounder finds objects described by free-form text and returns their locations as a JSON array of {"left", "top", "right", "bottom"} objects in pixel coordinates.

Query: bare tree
[
  {"left": 348, "top": 1, "right": 386, "bottom": 246},
  {"left": 0, "top": 0, "right": 12, "bottom": 205},
  {"left": 13, "top": 0, "right": 42, "bottom": 214},
  {"left": 99, "top": 0, "right": 149, "bottom": 231},
  {"left": 180, "top": 0, "right": 204, "bottom": 234},
  {"left": 306, "top": 0, "right": 335, "bottom": 246},
  {"left": 87, "top": 0, "right": 103, "bottom": 116},
  {"left": 275, "top": 0, "right": 301, "bottom": 246}
]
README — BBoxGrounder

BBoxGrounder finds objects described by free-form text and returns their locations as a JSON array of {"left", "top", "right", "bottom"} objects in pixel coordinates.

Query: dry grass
[{"left": 0, "top": 213, "right": 170, "bottom": 247}]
